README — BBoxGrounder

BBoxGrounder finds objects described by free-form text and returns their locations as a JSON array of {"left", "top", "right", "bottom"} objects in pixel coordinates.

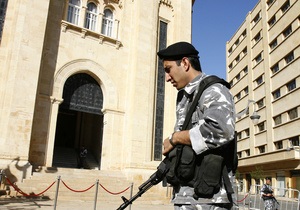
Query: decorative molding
[
  {"left": 81, "top": 28, "right": 87, "bottom": 38},
  {"left": 99, "top": 35, "right": 104, "bottom": 44},
  {"left": 60, "top": 20, "right": 122, "bottom": 48},
  {"left": 160, "top": 0, "right": 173, "bottom": 8},
  {"left": 61, "top": 21, "right": 68, "bottom": 32},
  {"left": 50, "top": 96, "right": 64, "bottom": 105}
]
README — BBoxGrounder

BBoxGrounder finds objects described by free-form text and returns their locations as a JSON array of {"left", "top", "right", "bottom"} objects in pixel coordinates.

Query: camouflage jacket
[{"left": 172, "top": 73, "right": 236, "bottom": 205}]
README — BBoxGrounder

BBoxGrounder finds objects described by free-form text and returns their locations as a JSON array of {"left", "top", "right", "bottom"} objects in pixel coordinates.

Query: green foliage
[{"left": 250, "top": 165, "right": 265, "bottom": 181}]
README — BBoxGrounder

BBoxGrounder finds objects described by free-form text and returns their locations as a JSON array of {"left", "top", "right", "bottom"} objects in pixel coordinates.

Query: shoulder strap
[{"left": 181, "top": 75, "right": 230, "bottom": 130}]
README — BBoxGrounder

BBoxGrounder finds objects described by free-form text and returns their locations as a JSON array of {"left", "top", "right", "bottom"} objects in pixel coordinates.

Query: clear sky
[{"left": 191, "top": 1, "right": 258, "bottom": 79}]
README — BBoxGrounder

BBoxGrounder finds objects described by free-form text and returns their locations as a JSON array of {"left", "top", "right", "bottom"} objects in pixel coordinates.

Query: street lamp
[{"left": 236, "top": 99, "right": 260, "bottom": 124}]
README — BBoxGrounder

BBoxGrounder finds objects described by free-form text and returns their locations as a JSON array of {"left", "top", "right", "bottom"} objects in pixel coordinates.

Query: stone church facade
[{"left": 0, "top": 0, "right": 195, "bottom": 183}]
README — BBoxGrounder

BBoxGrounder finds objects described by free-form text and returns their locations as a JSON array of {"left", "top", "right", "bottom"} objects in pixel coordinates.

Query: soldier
[
  {"left": 261, "top": 177, "right": 278, "bottom": 210},
  {"left": 158, "top": 42, "right": 236, "bottom": 210}
]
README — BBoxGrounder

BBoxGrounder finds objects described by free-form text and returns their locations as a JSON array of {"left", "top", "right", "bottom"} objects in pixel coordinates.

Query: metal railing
[{"left": 237, "top": 184, "right": 300, "bottom": 210}]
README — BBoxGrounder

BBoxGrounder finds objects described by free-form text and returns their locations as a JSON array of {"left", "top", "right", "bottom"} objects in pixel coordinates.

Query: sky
[{"left": 191, "top": 1, "right": 258, "bottom": 79}]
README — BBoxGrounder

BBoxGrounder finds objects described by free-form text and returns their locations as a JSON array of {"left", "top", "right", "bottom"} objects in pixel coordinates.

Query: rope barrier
[
  {"left": 99, "top": 183, "right": 130, "bottom": 195},
  {"left": 61, "top": 179, "right": 95, "bottom": 193},
  {"left": 4, "top": 173, "right": 131, "bottom": 198},
  {"left": 4, "top": 175, "right": 56, "bottom": 197},
  {"left": 237, "top": 193, "right": 249, "bottom": 202}
]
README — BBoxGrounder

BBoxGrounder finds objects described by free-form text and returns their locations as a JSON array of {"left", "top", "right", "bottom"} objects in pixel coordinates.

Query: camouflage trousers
[
  {"left": 174, "top": 203, "right": 232, "bottom": 210},
  {"left": 263, "top": 198, "right": 276, "bottom": 210}
]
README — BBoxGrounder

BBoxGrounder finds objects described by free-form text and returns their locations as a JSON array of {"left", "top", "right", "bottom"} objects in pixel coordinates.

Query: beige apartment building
[
  {"left": 226, "top": 0, "right": 300, "bottom": 194},
  {"left": 0, "top": 0, "right": 195, "bottom": 199}
]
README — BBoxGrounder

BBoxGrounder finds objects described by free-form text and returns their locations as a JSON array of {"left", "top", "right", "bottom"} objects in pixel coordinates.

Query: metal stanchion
[
  {"left": 53, "top": 176, "right": 61, "bottom": 210},
  {"left": 93, "top": 179, "right": 99, "bottom": 210},
  {"left": 129, "top": 182, "right": 133, "bottom": 210}
]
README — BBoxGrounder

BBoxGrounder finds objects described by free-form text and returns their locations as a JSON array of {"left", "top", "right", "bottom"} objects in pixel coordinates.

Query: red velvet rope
[
  {"left": 5, "top": 176, "right": 56, "bottom": 197},
  {"left": 237, "top": 193, "right": 249, "bottom": 202},
  {"left": 99, "top": 183, "right": 130, "bottom": 195},
  {"left": 4, "top": 174, "right": 130, "bottom": 197},
  {"left": 61, "top": 179, "right": 95, "bottom": 193}
]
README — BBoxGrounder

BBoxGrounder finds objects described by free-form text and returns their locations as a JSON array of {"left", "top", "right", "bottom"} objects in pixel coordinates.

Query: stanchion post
[
  {"left": 129, "top": 182, "right": 134, "bottom": 210},
  {"left": 0, "top": 169, "right": 3, "bottom": 189},
  {"left": 53, "top": 175, "right": 61, "bottom": 210},
  {"left": 94, "top": 179, "right": 99, "bottom": 210}
]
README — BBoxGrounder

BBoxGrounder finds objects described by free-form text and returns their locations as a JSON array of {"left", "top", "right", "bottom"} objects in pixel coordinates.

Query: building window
[
  {"left": 258, "top": 145, "right": 265, "bottom": 153},
  {"left": 256, "top": 75, "right": 263, "bottom": 86},
  {"left": 289, "top": 136, "right": 300, "bottom": 147},
  {"left": 229, "top": 63, "right": 233, "bottom": 70},
  {"left": 285, "top": 51, "right": 294, "bottom": 64},
  {"left": 101, "top": 9, "right": 113, "bottom": 37},
  {"left": 237, "top": 132, "right": 242, "bottom": 140},
  {"left": 283, "top": 25, "right": 292, "bottom": 38},
  {"left": 237, "top": 152, "right": 242, "bottom": 158},
  {"left": 236, "top": 92, "right": 241, "bottom": 100},
  {"left": 281, "top": 0, "right": 290, "bottom": 13},
  {"left": 267, "top": 0, "right": 275, "bottom": 6},
  {"left": 254, "top": 32, "right": 261, "bottom": 43},
  {"left": 254, "top": 53, "right": 262, "bottom": 64},
  {"left": 242, "top": 29, "right": 247, "bottom": 38},
  {"left": 275, "top": 141, "right": 283, "bottom": 150},
  {"left": 67, "top": 0, "right": 81, "bottom": 25},
  {"left": 271, "top": 63, "right": 279, "bottom": 74},
  {"left": 0, "top": 0, "right": 8, "bottom": 43},
  {"left": 287, "top": 79, "right": 296, "bottom": 91},
  {"left": 154, "top": 20, "right": 168, "bottom": 161},
  {"left": 242, "top": 47, "right": 247, "bottom": 56},
  {"left": 273, "top": 89, "right": 281, "bottom": 99},
  {"left": 257, "top": 122, "right": 265, "bottom": 132},
  {"left": 228, "top": 47, "right": 232, "bottom": 55},
  {"left": 269, "top": 39, "right": 277, "bottom": 50},
  {"left": 243, "top": 66, "right": 248, "bottom": 74},
  {"left": 245, "top": 149, "right": 250, "bottom": 156},
  {"left": 268, "top": 15, "right": 276, "bottom": 27},
  {"left": 234, "top": 39, "right": 240, "bottom": 47},
  {"left": 288, "top": 108, "right": 298, "bottom": 120},
  {"left": 244, "top": 87, "right": 249, "bottom": 95},
  {"left": 257, "top": 98, "right": 264, "bottom": 109},
  {"left": 245, "top": 128, "right": 250, "bottom": 137},
  {"left": 274, "top": 115, "right": 282, "bottom": 125},
  {"left": 236, "top": 73, "right": 241, "bottom": 81},
  {"left": 253, "top": 12, "right": 260, "bottom": 25},
  {"left": 85, "top": 2, "right": 97, "bottom": 31}
]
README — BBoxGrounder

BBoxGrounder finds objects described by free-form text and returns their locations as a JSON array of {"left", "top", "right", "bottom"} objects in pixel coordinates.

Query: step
[{"left": 6, "top": 167, "right": 171, "bottom": 204}]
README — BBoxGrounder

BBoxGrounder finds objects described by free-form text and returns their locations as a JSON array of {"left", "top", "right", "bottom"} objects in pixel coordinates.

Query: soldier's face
[{"left": 163, "top": 59, "right": 189, "bottom": 90}]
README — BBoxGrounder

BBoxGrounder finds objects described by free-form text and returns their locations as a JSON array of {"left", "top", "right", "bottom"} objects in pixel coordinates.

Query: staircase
[
  {"left": 5, "top": 147, "right": 171, "bottom": 205},
  {"left": 14, "top": 167, "right": 171, "bottom": 205}
]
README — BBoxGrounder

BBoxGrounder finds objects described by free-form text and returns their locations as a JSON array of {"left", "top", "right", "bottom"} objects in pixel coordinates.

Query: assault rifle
[{"left": 116, "top": 158, "right": 170, "bottom": 210}]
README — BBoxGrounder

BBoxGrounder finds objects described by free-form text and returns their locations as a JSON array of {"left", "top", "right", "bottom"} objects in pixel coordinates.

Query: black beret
[{"left": 157, "top": 41, "right": 199, "bottom": 60}]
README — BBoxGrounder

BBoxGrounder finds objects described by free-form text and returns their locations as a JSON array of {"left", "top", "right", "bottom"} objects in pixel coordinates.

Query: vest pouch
[
  {"left": 176, "top": 145, "right": 196, "bottom": 182},
  {"left": 165, "top": 148, "right": 180, "bottom": 186},
  {"left": 193, "top": 153, "right": 224, "bottom": 199}
]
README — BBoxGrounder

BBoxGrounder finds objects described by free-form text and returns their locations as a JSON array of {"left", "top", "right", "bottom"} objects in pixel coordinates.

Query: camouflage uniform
[
  {"left": 261, "top": 184, "right": 277, "bottom": 210},
  {"left": 172, "top": 73, "right": 236, "bottom": 210}
]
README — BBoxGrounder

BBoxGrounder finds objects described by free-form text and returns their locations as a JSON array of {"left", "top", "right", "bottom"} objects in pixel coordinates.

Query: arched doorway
[{"left": 52, "top": 73, "right": 104, "bottom": 169}]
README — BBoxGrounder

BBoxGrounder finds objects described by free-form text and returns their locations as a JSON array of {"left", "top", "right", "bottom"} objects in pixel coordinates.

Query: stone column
[{"left": 45, "top": 97, "right": 63, "bottom": 167}]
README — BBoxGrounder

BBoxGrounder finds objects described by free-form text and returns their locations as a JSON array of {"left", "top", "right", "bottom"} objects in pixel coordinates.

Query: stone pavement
[{"left": 0, "top": 197, "right": 174, "bottom": 210}]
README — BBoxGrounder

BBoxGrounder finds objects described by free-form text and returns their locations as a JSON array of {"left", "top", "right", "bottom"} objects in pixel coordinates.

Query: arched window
[
  {"left": 101, "top": 9, "right": 113, "bottom": 37},
  {"left": 67, "top": 0, "right": 81, "bottom": 25},
  {"left": 85, "top": 2, "right": 97, "bottom": 31}
]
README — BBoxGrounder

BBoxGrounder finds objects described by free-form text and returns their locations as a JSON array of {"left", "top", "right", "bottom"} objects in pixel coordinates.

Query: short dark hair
[
  {"left": 175, "top": 56, "right": 202, "bottom": 72},
  {"left": 266, "top": 177, "right": 271, "bottom": 181}
]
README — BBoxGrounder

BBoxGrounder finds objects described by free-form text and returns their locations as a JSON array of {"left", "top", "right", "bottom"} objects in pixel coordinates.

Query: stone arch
[
  {"left": 45, "top": 59, "right": 119, "bottom": 167},
  {"left": 52, "top": 59, "right": 119, "bottom": 110}
]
